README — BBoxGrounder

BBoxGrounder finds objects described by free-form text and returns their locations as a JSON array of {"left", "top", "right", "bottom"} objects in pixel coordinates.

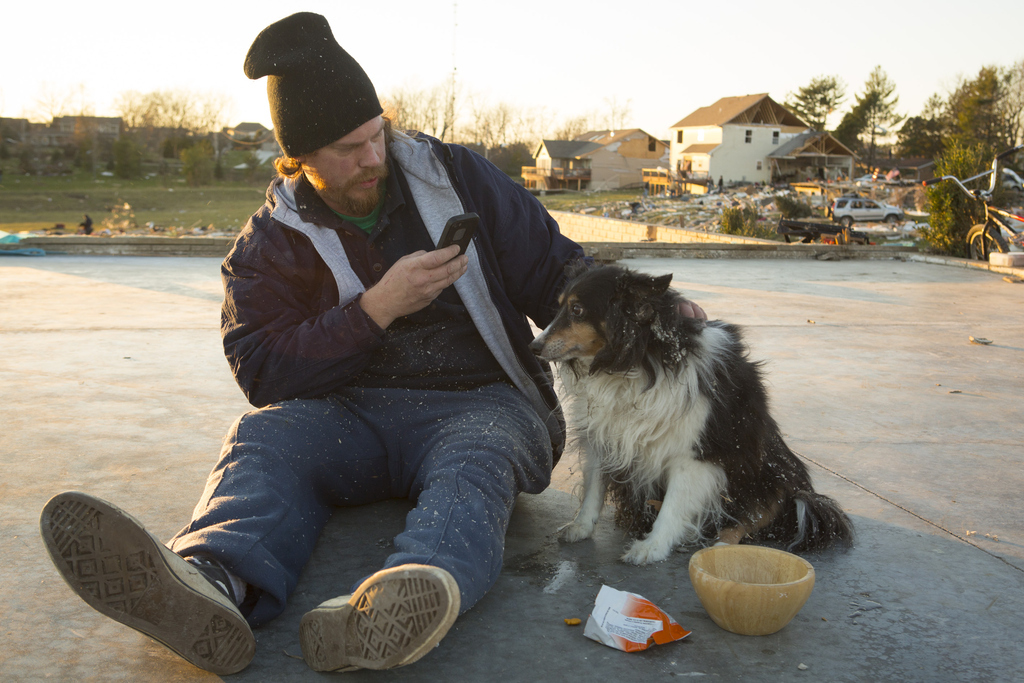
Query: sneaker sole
[
  {"left": 39, "top": 491, "right": 255, "bottom": 675},
  {"left": 299, "top": 564, "right": 460, "bottom": 672}
]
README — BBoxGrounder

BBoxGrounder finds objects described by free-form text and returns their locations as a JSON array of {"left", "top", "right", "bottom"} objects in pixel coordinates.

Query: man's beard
[{"left": 308, "top": 162, "right": 389, "bottom": 217}]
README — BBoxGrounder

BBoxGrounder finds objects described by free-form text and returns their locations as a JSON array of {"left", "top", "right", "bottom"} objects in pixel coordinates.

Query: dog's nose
[{"left": 528, "top": 338, "right": 544, "bottom": 356}]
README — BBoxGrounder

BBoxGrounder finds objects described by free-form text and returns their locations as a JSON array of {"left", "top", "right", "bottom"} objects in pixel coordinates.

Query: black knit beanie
[{"left": 243, "top": 12, "right": 383, "bottom": 157}]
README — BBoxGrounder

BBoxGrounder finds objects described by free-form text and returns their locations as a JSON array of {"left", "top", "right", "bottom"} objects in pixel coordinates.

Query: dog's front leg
[
  {"left": 622, "top": 460, "right": 725, "bottom": 565},
  {"left": 559, "top": 440, "right": 607, "bottom": 543}
]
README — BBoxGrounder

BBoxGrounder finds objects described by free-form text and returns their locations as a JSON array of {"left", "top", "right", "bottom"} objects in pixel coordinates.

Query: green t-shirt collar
[{"left": 331, "top": 194, "right": 385, "bottom": 234}]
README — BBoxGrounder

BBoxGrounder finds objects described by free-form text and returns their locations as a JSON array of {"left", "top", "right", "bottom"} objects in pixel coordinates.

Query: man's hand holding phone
[
  {"left": 436, "top": 213, "right": 478, "bottom": 256},
  {"left": 359, "top": 213, "right": 478, "bottom": 329}
]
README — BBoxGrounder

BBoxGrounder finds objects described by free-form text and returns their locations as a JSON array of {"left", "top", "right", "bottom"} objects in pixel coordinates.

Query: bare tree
[
  {"left": 509, "top": 105, "right": 551, "bottom": 149},
  {"left": 113, "top": 90, "right": 155, "bottom": 130},
  {"left": 466, "top": 97, "right": 516, "bottom": 150},
  {"left": 28, "top": 83, "right": 93, "bottom": 121},
  {"left": 194, "top": 92, "right": 232, "bottom": 135},
  {"left": 383, "top": 80, "right": 461, "bottom": 141},
  {"left": 113, "top": 89, "right": 231, "bottom": 134},
  {"left": 603, "top": 96, "right": 632, "bottom": 130},
  {"left": 552, "top": 113, "right": 594, "bottom": 140}
]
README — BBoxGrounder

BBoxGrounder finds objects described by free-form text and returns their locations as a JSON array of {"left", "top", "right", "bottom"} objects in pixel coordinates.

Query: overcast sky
[{"left": 2, "top": 0, "right": 1022, "bottom": 140}]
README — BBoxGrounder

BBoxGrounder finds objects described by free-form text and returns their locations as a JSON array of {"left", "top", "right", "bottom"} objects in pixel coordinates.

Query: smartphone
[{"left": 436, "top": 212, "right": 479, "bottom": 256}]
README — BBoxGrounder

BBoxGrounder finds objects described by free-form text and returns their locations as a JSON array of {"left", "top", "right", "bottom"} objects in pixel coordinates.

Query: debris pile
[{"left": 559, "top": 180, "right": 968, "bottom": 244}]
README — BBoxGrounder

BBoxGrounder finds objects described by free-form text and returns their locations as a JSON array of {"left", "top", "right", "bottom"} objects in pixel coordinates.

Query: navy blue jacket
[{"left": 221, "top": 135, "right": 585, "bottom": 459}]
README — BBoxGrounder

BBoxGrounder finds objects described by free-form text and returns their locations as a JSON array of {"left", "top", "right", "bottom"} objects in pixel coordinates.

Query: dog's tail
[{"left": 786, "top": 490, "right": 855, "bottom": 552}]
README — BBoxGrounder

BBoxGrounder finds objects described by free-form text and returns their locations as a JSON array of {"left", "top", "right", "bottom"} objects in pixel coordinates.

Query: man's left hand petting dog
[{"left": 530, "top": 264, "right": 853, "bottom": 565}]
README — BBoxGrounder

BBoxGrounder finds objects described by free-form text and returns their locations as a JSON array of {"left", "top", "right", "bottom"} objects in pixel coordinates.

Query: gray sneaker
[
  {"left": 39, "top": 491, "right": 256, "bottom": 675},
  {"left": 299, "top": 564, "right": 460, "bottom": 672}
]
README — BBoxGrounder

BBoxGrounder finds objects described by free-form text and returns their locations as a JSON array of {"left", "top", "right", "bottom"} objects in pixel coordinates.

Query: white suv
[
  {"left": 1003, "top": 168, "right": 1024, "bottom": 193},
  {"left": 831, "top": 197, "right": 904, "bottom": 226}
]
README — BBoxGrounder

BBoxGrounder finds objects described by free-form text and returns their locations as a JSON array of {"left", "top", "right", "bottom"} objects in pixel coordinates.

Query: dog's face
[
  {"left": 530, "top": 265, "right": 679, "bottom": 373},
  {"left": 529, "top": 270, "right": 616, "bottom": 363}
]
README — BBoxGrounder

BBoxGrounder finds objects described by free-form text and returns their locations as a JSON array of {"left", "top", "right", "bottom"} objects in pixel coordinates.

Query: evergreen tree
[
  {"left": 856, "top": 66, "right": 904, "bottom": 167},
  {"left": 896, "top": 94, "right": 946, "bottom": 158},
  {"left": 945, "top": 66, "right": 1014, "bottom": 152},
  {"left": 785, "top": 75, "right": 846, "bottom": 131},
  {"left": 833, "top": 99, "right": 869, "bottom": 155}
]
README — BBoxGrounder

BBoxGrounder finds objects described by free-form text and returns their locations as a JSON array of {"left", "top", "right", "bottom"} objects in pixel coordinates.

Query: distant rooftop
[{"left": 672, "top": 94, "right": 806, "bottom": 129}]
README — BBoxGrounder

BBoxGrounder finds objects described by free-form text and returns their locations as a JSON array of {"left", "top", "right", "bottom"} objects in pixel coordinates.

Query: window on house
[
  {"left": 745, "top": 130, "right": 752, "bottom": 144},
  {"left": 677, "top": 131, "right": 683, "bottom": 143},
  {"left": 756, "top": 161, "right": 762, "bottom": 170},
  {"left": 648, "top": 137, "right": 656, "bottom": 152},
  {"left": 772, "top": 131, "right": 779, "bottom": 145}
]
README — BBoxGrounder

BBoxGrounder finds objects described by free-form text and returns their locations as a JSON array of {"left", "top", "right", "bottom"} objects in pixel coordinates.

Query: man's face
[{"left": 298, "top": 116, "right": 388, "bottom": 217}]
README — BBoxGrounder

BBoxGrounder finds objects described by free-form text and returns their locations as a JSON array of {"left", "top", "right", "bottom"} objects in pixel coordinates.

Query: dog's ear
[
  {"left": 614, "top": 271, "right": 670, "bottom": 323},
  {"left": 647, "top": 273, "right": 673, "bottom": 295},
  {"left": 616, "top": 271, "right": 672, "bottom": 296}
]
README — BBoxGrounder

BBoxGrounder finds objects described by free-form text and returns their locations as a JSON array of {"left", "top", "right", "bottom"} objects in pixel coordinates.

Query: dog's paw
[
  {"left": 559, "top": 520, "right": 595, "bottom": 543},
  {"left": 621, "top": 538, "right": 672, "bottom": 565}
]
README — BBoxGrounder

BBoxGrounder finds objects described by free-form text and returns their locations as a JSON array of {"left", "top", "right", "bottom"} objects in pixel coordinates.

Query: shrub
[
  {"left": 18, "top": 148, "right": 35, "bottom": 174},
  {"left": 720, "top": 206, "right": 776, "bottom": 239},
  {"left": 775, "top": 194, "right": 814, "bottom": 219},
  {"left": 919, "top": 140, "right": 1006, "bottom": 256},
  {"left": 113, "top": 136, "right": 144, "bottom": 179},
  {"left": 163, "top": 136, "right": 194, "bottom": 159},
  {"left": 181, "top": 140, "right": 215, "bottom": 186},
  {"left": 74, "top": 137, "right": 93, "bottom": 170}
]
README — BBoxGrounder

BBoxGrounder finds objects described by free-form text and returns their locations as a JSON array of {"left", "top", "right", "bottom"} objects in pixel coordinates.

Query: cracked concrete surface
[{"left": 1, "top": 254, "right": 1022, "bottom": 681}]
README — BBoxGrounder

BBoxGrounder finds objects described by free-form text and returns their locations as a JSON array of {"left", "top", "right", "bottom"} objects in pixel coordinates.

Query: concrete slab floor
[{"left": 1, "top": 255, "right": 1022, "bottom": 682}]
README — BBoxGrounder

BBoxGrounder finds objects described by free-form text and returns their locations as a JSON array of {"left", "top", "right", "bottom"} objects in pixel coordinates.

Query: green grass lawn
[
  {"left": 1, "top": 169, "right": 643, "bottom": 236},
  {"left": 535, "top": 189, "right": 644, "bottom": 212},
  {"left": 0, "top": 167, "right": 269, "bottom": 236}
]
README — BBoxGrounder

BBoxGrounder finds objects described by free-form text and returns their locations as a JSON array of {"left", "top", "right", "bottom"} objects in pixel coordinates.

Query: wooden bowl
[{"left": 688, "top": 545, "right": 815, "bottom": 636}]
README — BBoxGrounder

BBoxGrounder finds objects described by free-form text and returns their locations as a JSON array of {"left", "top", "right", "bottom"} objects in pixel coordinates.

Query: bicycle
[{"left": 923, "top": 144, "right": 1024, "bottom": 260}]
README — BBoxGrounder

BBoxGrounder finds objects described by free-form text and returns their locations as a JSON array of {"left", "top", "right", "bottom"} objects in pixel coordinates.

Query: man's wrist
[{"left": 358, "top": 287, "right": 395, "bottom": 330}]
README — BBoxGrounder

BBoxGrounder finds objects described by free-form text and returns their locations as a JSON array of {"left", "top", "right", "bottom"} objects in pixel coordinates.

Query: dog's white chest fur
[
  {"left": 562, "top": 357, "right": 711, "bottom": 485},
  {"left": 557, "top": 329, "right": 731, "bottom": 564}
]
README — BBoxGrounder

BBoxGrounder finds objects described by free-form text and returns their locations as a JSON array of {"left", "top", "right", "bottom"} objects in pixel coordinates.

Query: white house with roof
[{"left": 669, "top": 94, "right": 854, "bottom": 185}]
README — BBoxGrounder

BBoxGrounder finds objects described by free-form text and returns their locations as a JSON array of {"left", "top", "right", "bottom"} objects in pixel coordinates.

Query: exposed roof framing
[
  {"left": 769, "top": 130, "right": 856, "bottom": 159},
  {"left": 672, "top": 94, "right": 806, "bottom": 129}
]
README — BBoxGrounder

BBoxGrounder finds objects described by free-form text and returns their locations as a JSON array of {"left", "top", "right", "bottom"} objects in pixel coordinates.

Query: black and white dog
[{"left": 530, "top": 264, "right": 853, "bottom": 565}]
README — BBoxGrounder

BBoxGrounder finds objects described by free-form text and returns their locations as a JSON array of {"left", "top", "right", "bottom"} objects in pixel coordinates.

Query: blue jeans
[{"left": 169, "top": 383, "right": 551, "bottom": 627}]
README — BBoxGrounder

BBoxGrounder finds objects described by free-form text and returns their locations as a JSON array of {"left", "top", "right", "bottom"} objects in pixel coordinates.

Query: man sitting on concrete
[
  {"left": 40, "top": 11, "right": 704, "bottom": 676},
  {"left": 40, "top": 12, "right": 581, "bottom": 675}
]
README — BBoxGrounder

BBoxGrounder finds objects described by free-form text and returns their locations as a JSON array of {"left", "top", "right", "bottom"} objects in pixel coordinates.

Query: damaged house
[
  {"left": 668, "top": 94, "right": 854, "bottom": 186},
  {"left": 522, "top": 129, "right": 669, "bottom": 191}
]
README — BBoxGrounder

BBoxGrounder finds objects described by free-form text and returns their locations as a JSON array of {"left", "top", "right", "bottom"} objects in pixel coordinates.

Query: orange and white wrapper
[{"left": 583, "top": 585, "right": 691, "bottom": 652}]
